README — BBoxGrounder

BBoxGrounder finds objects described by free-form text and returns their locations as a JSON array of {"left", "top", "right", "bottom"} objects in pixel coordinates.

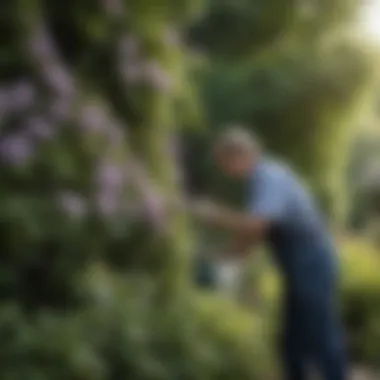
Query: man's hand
[{"left": 189, "top": 198, "right": 224, "bottom": 223}]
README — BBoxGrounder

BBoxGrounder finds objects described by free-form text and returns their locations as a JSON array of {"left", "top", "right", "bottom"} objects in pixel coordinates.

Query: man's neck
[{"left": 246, "top": 154, "right": 264, "bottom": 179}]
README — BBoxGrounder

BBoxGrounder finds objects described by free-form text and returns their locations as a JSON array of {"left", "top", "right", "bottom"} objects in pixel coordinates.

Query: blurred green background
[{"left": 1, "top": 0, "right": 380, "bottom": 379}]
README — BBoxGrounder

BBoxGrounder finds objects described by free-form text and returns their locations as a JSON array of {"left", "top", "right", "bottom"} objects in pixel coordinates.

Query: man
[{"left": 192, "top": 126, "right": 346, "bottom": 380}]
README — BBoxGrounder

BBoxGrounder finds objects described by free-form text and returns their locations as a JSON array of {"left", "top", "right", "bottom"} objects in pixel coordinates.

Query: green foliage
[
  {"left": 346, "top": 132, "right": 380, "bottom": 229},
  {"left": 339, "top": 239, "right": 380, "bottom": 363},
  {"left": 1, "top": 0, "right": 203, "bottom": 378},
  {"left": 190, "top": 0, "right": 298, "bottom": 58},
  {"left": 0, "top": 268, "right": 275, "bottom": 380},
  {"left": 190, "top": 0, "right": 360, "bottom": 59}
]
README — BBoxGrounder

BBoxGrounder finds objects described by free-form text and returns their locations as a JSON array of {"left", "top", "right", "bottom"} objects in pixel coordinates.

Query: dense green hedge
[{"left": 0, "top": 267, "right": 274, "bottom": 380}]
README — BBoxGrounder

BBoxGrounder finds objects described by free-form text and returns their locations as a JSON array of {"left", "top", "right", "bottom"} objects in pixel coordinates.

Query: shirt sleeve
[{"left": 248, "top": 168, "right": 289, "bottom": 223}]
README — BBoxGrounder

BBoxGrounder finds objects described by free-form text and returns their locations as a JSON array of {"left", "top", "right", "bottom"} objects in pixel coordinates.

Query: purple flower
[
  {"left": 142, "top": 61, "right": 172, "bottom": 92},
  {"left": 93, "top": 159, "right": 129, "bottom": 220},
  {"left": 57, "top": 191, "right": 88, "bottom": 219},
  {"left": 106, "top": 122, "right": 125, "bottom": 144},
  {"left": 28, "top": 25, "right": 76, "bottom": 98},
  {"left": 141, "top": 189, "right": 166, "bottom": 230},
  {"left": 132, "top": 165, "right": 166, "bottom": 229},
  {"left": 79, "top": 104, "right": 106, "bottom": 133},
  {"left": 8, "top": 81, "right": 35, "bottom": 111},
  {"left": 0, "top": 134, "right": 34, "bottom": 166},
  {"left": 49, "top": 97, "right": 72, "bottom": 122},
  {"left": 130, "top": 163, "right": 166, "bottom": 228},
  {"left": 95, "top": 160, "right": 125, "bottom": 191},
  {"left": 28, "top": 25, "right": 57, "bottom": 62},
  {"left": 118, "top": 35, "right": 139, "bottom": 59},
  {"left": 43, "top": 64, "right": 75, "bottom": 97},
  {"left": 26, "top": 116, "right": 54, "bottom": 140},
  {"left": 0, "top": 82, "right": 35, "bottom": 118}
]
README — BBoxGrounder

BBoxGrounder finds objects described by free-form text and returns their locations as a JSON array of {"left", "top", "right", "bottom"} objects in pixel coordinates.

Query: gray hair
[{"left": 213, "top": 124, "right": 261, "bottom": 156}]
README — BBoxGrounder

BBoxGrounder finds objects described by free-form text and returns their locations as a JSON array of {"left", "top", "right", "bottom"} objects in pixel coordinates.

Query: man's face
[{"left": 214, "top": 150, "right": 254, "bottom": 179}]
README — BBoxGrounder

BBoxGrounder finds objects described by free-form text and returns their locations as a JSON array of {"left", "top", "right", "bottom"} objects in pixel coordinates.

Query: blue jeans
[{"left": 280, "top": 283, "right": 347, "bottom": 380}]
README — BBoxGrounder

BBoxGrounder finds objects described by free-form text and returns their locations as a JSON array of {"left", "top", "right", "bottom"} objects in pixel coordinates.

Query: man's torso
[{"left": 249, "top": 159, "right": 338, "bottom": 293}]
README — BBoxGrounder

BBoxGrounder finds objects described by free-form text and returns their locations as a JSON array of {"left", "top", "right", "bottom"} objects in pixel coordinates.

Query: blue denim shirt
[{"left": 248, "top": 159, "right": 338, "bottom": 294}]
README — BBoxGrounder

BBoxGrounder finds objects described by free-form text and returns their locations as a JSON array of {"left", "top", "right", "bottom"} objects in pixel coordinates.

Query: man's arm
[
  {"left": 204, "top": 205, "right": 270, "bottom": 239},
  {"left": 191, "top": 201, "right": 270, "bottom": 259},
  {"left": 193, "top": 167, "right": 288, "bottom": 255}
]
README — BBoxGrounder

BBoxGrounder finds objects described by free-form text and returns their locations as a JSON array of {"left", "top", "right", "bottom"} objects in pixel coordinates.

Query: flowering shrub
[
  {"left": 1, "top": 0, "right": 199, "bottom": 300},
  {"left": 0, "top": 1, "right": 203, "bottom": 378}
]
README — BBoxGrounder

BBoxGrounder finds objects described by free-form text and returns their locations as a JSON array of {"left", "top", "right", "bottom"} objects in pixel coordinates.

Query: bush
[
  {"left": 192, "top": 293, "right": 276, "bottom": 379},
  {"left": 0, "top": 263, "right": 277, "bottom": 380},
  {"left": 339, "top": 238, "right": 380, "bottom": 364}
]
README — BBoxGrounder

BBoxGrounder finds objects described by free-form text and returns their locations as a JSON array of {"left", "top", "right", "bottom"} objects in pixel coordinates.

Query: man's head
[{"left": 212, "top": 125, "right": 261, "bottom": 179}]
